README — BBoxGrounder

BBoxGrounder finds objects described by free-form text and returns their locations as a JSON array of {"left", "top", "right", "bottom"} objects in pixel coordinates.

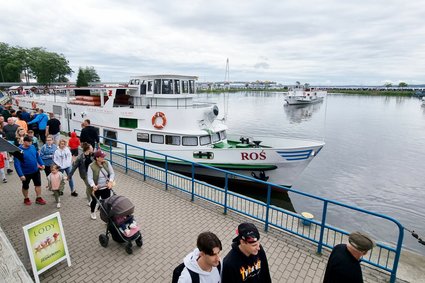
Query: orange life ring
[
  {"left": 32, "top": 101, "right": 37, "bottom": 109},
  {"left": 152, "top": 112, "right": 167, "bottom": 129}
]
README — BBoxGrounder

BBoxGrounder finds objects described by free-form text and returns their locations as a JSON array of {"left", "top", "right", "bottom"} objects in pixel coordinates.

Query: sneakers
[
  {"left": 59, "top": 191, "right": 64, "bottom": 195},
  {"left": 71, "top": 192, "right": 78, "bottom": 197},
  {"left": 2, "top": 178, "right": 7, "bottom": 183},
  {"left": 57, "top": 203, "right": 61, "bottom": 208},
  {"left": 36, "top": 197, "right": 47, "bottom": 205},
  {"left": 6, "top": 169, "right": 13, "bottom": 174},
  {"left": 90, "top": 212, "right": 97, "bottom": 220},
  {"left": 24, "top": 198, "right": 32, "bottom": 205}
]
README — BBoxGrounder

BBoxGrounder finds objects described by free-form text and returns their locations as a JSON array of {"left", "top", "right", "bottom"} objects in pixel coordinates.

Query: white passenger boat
[
  {"left": 285, "top": 83, "right": 327, "bottom": 105},
  {"left": 11, "top": 75, "right": 324, "bottom": 187}
]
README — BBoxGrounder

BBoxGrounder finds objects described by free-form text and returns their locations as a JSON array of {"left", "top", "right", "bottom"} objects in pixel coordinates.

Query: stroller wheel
[
  {"left": 99, "top": 234, "right": 109, "bottom": 247},
  {"left": 125, "top": 243, "right": 133, "bottom": 254},
  {"left": 136, "top": 236, "right": 143, "bottom": 247}
]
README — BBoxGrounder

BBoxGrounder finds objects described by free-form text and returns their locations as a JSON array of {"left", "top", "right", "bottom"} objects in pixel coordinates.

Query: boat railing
[{"left": 91, "top": 133, "right": 403, "bottom": 283}]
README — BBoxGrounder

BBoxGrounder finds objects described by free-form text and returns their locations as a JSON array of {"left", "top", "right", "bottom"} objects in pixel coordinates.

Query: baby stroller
[{"left": 97, "top": 193, "right": 143, "bottom": 254}]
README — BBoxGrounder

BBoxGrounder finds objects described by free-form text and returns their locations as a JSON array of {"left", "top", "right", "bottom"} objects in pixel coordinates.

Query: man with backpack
[{"left": 173, "top": 231, "right": 222, "bottom": 283}]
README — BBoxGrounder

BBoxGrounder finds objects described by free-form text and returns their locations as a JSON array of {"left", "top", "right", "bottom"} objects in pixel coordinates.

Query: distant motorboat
[{"left": 285, "top": 83, "right": 327, "bottom": 105}]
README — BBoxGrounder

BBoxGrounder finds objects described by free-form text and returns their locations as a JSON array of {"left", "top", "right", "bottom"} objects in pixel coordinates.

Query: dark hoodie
[{"left": 222, "top": 242, "right": 272, "bottom": 283}]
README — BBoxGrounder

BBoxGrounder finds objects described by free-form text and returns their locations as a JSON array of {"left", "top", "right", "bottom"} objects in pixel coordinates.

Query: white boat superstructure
[
  {"left": 11, "top": 75, "right": 324, "bottom": 187},
  {"left": 285, "top": 83, "right": 327, "bottom": 105}
]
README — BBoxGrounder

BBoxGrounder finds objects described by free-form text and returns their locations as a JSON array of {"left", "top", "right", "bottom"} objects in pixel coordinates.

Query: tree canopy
[
  {"left": 0, "top": 42, "right": 73, "bottom": 84},
  {"left": 76, "top": 66, "right": 101, "bottom": 87}
]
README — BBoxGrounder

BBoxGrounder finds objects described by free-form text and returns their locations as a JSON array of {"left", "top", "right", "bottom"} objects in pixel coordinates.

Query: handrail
[{"left": 86, "top": 133, "right": 403, "bottom": 283}]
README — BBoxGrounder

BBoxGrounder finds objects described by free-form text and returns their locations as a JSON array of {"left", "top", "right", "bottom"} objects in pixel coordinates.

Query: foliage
[
  {"left": 398, "top": 82, "right": 408, "bottom": 88},
  {"left": 384, "top": 82, "right": 393, "bottom": 87},
  {"left": 0, "top": 42, "right": 73, "bottom": 84},
  {"left": 76, "top": 66, "right": 101, "bottom": 87}
]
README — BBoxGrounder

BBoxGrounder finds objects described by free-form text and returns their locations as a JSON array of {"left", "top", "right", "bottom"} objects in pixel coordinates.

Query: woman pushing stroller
[{"left": 87, "top": 150, "right": 115, "bottom": 220}]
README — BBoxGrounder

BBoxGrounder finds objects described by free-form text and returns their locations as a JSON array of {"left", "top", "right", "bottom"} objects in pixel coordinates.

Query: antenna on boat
[{"left": 223, "top": 58, "right": 230, "bottom": 120}]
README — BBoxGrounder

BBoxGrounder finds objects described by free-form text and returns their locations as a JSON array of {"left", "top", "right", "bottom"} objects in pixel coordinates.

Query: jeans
[{"left": 59, "top": 167, "right": 74, "bottom": 192}]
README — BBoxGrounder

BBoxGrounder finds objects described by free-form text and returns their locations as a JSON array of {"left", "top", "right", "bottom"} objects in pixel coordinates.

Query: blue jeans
[{"left": 60, "top": 167, "right": 75, "bottom": 192}]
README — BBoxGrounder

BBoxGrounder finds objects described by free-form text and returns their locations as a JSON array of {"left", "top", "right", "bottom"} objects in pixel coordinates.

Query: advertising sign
[{"left": 23, "top": 212, "right": 71, "bottom": 283}]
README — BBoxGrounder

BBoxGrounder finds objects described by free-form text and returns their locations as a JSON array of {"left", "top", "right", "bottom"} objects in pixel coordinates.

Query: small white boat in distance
[{"left": 285, "top": 82, "right": 327, "bottom": 105}]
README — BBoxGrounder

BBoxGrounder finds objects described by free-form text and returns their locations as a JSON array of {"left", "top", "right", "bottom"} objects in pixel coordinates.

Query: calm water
[{"left": 197, "top": 92, "right": 425, "bottom": 255}]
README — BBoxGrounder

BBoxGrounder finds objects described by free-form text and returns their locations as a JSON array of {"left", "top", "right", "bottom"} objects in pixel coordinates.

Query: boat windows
[
  {"left": 200, "top": 135, "right": 211, "bottom": 146},
  {"left": 148, "top": 81, "right": 153, "bottom": 92},
  {"left": 154, "top": 79, "right": 161, "bottom": 94},
  {"left": 119, "top": 118, "right": 138, "bottom": 129},
  {"left": 140, "top": 81, "right": 146, "bottom": 95},
  {"left": 165, "top": 135, "right": 181, "bottom": 145},
  {"left": 52, "top": 105, "right": 62, "bottom": 116},
  {"left": 212, "top": 132, "right": 220, "bottom": 143},
  {"left": 189, "top": 80, "right": 195, "bottom": 94},
  {"left": 151, "top": 134, "right": 164, "bottom": 144},
  {"left": 161, "top": 79, "right": 173, "bottom": 94},
  {"left": 182, "top": 80, "right": 188, "bottom": 93},
  {"left": 103, "top": 129, "right": 117, "bottom": 147},
  {"left": 174, "top": 80, "right": 180, "bottom": 94},
  {"left": 182, "top": 136, "right": 198, "bottom": 146},
  {"left": 219, "top": 130, "right": 227, "bottom": 140},
  {"left": 137, "top": 133, "right": 149, "bottom": 142}
]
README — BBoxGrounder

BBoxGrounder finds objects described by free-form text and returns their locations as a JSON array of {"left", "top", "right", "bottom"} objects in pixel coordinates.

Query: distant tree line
[
  {"left": 0, "top": 42, "right": 73, "bottom": 85},
  {"left": 76, "top": 67, "right": 101, "bottom": 87}
]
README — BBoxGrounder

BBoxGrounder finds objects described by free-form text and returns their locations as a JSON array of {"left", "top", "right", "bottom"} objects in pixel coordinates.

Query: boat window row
[
  {"left": 129, "top": 79, "right": 195, "bottom": 95},
  {"left": 136, "top": 130, "right": 226, "bottom": 146}
]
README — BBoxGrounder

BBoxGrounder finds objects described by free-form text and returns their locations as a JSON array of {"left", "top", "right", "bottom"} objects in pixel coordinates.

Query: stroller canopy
[{"left": 100, "top": 195, "right": 135, "bottom": 223}]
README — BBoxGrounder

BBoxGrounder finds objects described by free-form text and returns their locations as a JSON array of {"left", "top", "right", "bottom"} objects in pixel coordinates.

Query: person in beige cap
[{"left": 323, "top": 231, "right": 375, "bottom": 283}]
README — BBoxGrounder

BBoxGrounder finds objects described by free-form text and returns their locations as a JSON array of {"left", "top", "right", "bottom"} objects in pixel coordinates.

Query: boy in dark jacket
[{"left": 222, "top": 223, "right": 271, "bottom": 283}]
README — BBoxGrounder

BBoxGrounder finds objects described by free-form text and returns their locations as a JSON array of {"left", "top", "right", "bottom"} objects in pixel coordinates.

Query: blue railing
[{"left": 96, "top": 135, "right": 403, "bottom": 283}]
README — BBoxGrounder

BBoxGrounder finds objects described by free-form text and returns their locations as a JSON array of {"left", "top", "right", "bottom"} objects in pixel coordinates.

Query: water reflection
[{"left": 283, "top": 102, "right": 323, "bottom": 123}]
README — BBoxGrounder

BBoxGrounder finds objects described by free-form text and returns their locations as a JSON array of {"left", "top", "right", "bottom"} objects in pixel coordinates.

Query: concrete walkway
[{"left": 0, "top": 167, "right": 413, "bottom": 282}]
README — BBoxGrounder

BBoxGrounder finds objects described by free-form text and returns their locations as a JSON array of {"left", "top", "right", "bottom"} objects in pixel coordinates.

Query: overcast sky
[{"left": 1, "top": 0, "right": 425, "bottom": 85}]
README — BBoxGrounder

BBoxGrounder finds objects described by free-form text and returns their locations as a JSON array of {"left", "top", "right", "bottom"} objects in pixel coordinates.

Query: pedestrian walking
[
  {"left": 173, "top": 231, "right": 223, "bottom": 283},
  {"left": 68, "top": 131, "right": 80, "bottom": 160},
  {"left": 68, "top": 142, "right": 94, "bottom": 206},
  {"left": 39, "top": 135, "right": 58, "bottom": 177},
  {"left": 222, "top": 223, "right": 272, "bottom": 283},
  {"left": 47, "top": 164, "right": 65, "bottom": 208},
  {"left": 45, "top": 113, "right": 61, "bottom": 144},
  {"left": 0, "top": 152, "right": 6, "bottom": 183},
  {"left": 80, "top": 119, "right": 99, "bottom": 149},
  {"left": 53, "top": 139, "right": 78, "bottom": 197},
  {"left": 14, "top": 135, "right": 46, "bottom": 205},
  {"left": 323, "top": 231, "right": 375, "bottom": 283},
  {"left": 27, "top": 109, "right": 48, "bottom": 144},
  {"left": 87, "top": 150, "right": 115, "bottom": 220}
]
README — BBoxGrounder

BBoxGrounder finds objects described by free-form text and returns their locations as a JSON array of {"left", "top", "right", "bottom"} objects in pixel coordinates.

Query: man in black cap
[
  {"left": 323, "top": 231, "right": 375, "bottom": 283},
  {"left": 222, "top": 222, "right": 271, "bottom": 283}
]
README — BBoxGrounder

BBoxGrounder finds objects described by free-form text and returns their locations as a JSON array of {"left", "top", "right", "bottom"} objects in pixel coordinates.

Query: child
[
  {"left": 68, "top": 132, "right": 80, "bottom": 161},
  {"left": 0, "top": 152, "right": 6, "bottom": 183},
  {"left": 27, "top": 130, "right": 39, "bottom": 151},
  {"left": 47, "top": 164, "right": 65, "bottom": 208}
]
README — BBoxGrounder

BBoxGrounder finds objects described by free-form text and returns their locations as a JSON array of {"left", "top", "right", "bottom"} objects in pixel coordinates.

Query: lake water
[{"left": 196, "top": 92, "right": 425, "bottom": 255}]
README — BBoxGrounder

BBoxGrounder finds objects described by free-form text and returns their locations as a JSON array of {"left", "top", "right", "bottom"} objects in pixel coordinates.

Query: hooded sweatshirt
[
  {"left": 178, "top": 248, "right": 221, "bottom": 283},
  {"left": 222, "top": 242, "right": 271, "bottom": 283},
  {"left": 68, "top": 132, "right": 80, "bottom": 149}
]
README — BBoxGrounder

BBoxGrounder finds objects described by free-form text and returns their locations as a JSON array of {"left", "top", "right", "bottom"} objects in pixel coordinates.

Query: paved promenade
[{"left": 0, "top": 167, "right": 412, "bottom": 282}]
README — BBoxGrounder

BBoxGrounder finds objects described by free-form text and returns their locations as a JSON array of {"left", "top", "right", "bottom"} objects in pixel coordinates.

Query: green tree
[
  {"left": 398, "top": 82, "right": 408, "bottom": 88},
  {"left": 76, "top": 67, "right": 88, "bottom": 87},
  {"left": 83, "top": 66, "right": 100, "bottom": 82},
  {"left": 384, "top": 82, "right": 393, "bottom": 88}
]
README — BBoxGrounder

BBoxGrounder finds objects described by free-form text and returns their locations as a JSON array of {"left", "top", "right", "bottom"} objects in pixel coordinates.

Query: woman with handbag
[{"left": 87, "top": 150, "right": 115, "bottom": 220}]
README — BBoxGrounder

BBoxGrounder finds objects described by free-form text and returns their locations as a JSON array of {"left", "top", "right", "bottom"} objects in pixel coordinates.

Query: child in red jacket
[
  {"left": 0, "top": 152, "right": 6, "bottom": 183},
  {"left": 68, "top": 132, "right": 80, "bottom": 161}
]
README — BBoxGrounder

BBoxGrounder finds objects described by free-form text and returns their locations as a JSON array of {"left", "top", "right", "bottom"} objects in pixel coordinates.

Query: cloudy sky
[{"left": 1, "top": 0, "right": 425, "bottom": 85}]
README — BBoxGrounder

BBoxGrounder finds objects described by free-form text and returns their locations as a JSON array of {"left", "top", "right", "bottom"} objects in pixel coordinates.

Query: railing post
[
  {"left": 143, "top": 149, "right": 146, "bottom": 181},
  {"left": 125, "top": 144, "right": 128, "bottom": 174},
  {"left": 264, "top": 184, "right": 272, "bottom": 232},
  {"left": 191, "top": 163, "right": 195, "bottom": 201},
  {"left": 390, "top": 225, "right": 404, "bottom": 283},
  {"left": 317, "top": 200, "right": 328, "bottom": 254},
  {"left": 165, "top": 156, "right": 168, "bottom": 190},
  {"left": 223, "top": 173, "right": 228, "bottom": 215}
]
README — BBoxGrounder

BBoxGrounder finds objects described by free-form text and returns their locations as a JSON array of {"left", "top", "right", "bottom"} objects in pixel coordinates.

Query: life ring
[
  {"left": 32, "top": 101, "right": 37, "bottom": 109},
  {"left": 152, "top": 112, "right": 167, "bottom": 129}
]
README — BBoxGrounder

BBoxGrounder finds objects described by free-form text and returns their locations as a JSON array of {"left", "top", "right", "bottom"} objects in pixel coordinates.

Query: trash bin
[{"left": 301, "top": 212, "right": 314, "bottom": 226}]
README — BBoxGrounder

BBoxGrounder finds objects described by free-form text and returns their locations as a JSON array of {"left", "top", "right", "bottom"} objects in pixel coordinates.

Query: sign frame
[{"left": 22, "top": 212, "right": 71, "bottom": 283}]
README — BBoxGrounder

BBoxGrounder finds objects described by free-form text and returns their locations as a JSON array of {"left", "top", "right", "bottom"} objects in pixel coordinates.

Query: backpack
[{"left": 171, "top": 261, "right": 221, "bottom": 283}]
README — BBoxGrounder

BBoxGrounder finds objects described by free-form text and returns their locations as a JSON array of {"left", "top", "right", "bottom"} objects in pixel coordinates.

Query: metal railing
[{"left": 97, "top": 135, "right": 403, "bottom": 283}]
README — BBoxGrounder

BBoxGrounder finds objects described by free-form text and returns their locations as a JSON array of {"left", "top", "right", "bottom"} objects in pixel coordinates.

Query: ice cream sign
[{"left": 23, "top": 212, "right": 71, "bottom": 283}]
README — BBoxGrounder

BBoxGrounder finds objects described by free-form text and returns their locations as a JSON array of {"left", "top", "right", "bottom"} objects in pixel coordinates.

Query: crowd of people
[
  {"left": 0, "top": 104, "right": 376, "bottom": 282},
  {"left": 0, "top": 104, "right": 111, "bottom": 220}
]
